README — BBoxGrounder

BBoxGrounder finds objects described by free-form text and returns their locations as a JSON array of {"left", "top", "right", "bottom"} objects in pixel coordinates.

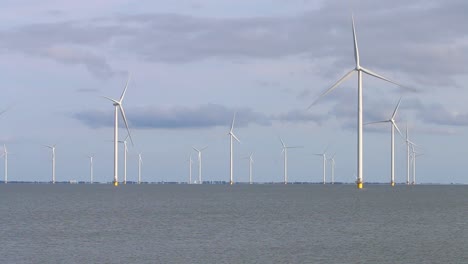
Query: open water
[{"left": 0, "top": 184, "right": 466, "bottom": 263}]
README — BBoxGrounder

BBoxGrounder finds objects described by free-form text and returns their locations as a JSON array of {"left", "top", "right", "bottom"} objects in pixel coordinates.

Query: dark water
[{"left": 0, "top": 184, "right": 466, "bottom": 263}]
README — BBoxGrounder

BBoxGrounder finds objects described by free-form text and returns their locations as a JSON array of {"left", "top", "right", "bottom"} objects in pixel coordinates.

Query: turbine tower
[
  {"left": 280, "top": 138, "right": 301, "bottom": 184},
  {"left": 103, "top": 75, "right": 133, "bottom": 186},
  {"left": 118, "top": 135, "right": 129, "bottom": 184},
  {"left": 329, "top": 154, "right": 336, "bottom": 184},
  {"left": 138, "top": 153, "right": 143, "bottom": 184},
  {"left": 228, "top": 113, "right": 240, "bottom": 185},
  {"left": 192, "top": 146, "right": 207, "bottom": 184},
  {"left": 314, "top": 147, "right": 328, "bottom": 184},
  {"left": 2, "top": 145, "right": 8, "bottom": 184},
  {"left": 88, "top": 155, "right": 94, "bottom": 184},
  {"left": 411, "top": 145, "right": 423, "bottom": 185},
  {"left": 244, "top": 153, "right": 254, "bottom": 184},
  {"left": 45, "top": 145, "right": 56, "bottom": 184},
  {"left": 405, "top": 124, "right": 416, "bottom": 185},
  {"left": 308, "top": 16, "right": 406, "bottom": 189},
  {"left": 188, "top": 155, "right": 193, "bottom": 184},
  {"left": 366, "top": 98, "right": 403, "bottom": 187}
]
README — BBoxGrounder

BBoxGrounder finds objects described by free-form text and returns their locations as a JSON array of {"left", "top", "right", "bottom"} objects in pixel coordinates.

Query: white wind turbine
[
  {"left": 314, "top": 147, "right": 329, "bottom": 184},
  {"left": 329, "top": 154, "right": 336, "bottom": 184},
  {"left": 118, "top": 135, "right": 130, "bottom": 184},
  {"left": 411, "top": 145, "right": 423, "bottom": 185},
  {"left": 192, "top": 146, "right": 207, "bottom": 184},
  {"left": 308, "top": 15, "right": 407, "bottom": 189},
  {"left": 280, "top": 138, "right": 302, "bottom": 184},
  {"left": 228, "top": 113, "right": 240, "bottom": 185},
  {"left": 88, "top": 155, "right": 94, "bottom": 184},
  {"left": 2, "top": 144, "right": 8, "bottom": 184},
  {"left": 188, "top": 155, "right": 193, "bottom": 184},
  {"left": 45, "top": 145, "right": 56, "bottom": 184},
  {"left": 366, "top": 98, "right": 403, "bottom": 186},
  {"left": 138, "top": 153, "right": 143, "bottom": 184},
  {"left": 404, "top": 124, "right": 417, "bottom": 185},
  {"left": 103, "top": 75, "right": 133, "bottom": 186},
  {"left": 244, "top": 153, "right": 254, "bottom": 184}
]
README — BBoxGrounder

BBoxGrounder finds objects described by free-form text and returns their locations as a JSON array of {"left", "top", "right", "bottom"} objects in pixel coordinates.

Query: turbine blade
[
  {"left": 119, "top": 105, "right": 134, "bottom": 146},
  {"left": 120, "top": 74, "right": 131, "bottom": 101},
  {"left": 391, "top": 97, "right": 402, "bottom": 119},
  {"left": 288, "top": 146, "right": 303, "bottom": 149},
  {"left": 364, "top": 120, "right": 390, "bottom": 125},
  {"left": 192, "top": 147, "right": 200, "bottom": 152},
  {"left": 231, "top": 133, "right": 240, "bottom": 143},
  {"left": 230, "top": 112, "right": 237, "bottom": 132},
  {"left": 102, "top": 96, "right": 119, "bottom": 105},
  {"left": 307, "top": 70, "right": 355, "bottom": 109},
  {"left": 393, "top": 121, "right": 404, "bottom": 138},
  {"left": 200, "top": 146, "right": 208, "bottom": 151},
  {"left": 360, "top": 67, "right": 403, "bottom": 88},
  {"left": 352, "top": 14, "right": 360, "bottom": 68},
  {"left": 279, "top": 137, "right": 285, "bottom": 148}
]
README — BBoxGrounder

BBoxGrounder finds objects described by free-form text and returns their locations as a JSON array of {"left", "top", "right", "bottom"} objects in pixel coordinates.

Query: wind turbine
[
  {"left": 1, "top": 145, "right": 8, "bottom": 184},
  {"left": 103, "top": 75, "right": 133, "bottom": 186},
  {"left": 280, "top": 138, "right": 302, "bottom": 184},
  {"left": 411, "top": 145, "right": 423, "bottom": 185},
  {"left": 45, "top": 145, "right": 56, "bottom": 184},
  {"left": 118, "top": 135, "right": 129, "bottom": 184},
  {"left": 88, "top": 155, "right": 94, "bottom": 184},
  {"left": 192, "top": 146, "right": 207, "bottom": 184},
  {"left": 228, "top": 113, "right": 240, "bottom": 185},
  {"left": 244, "top": 153, "right": 254, "bottom": 184},
  {"left": 138, "top": 153, "right": 143, "bottom": 184},
  {"left": 329, "top": 154, "right": 336, "bottom": 184},
  {"left": 308, "top": 15, "right": 407, "bottom": 189},
  {"left": 314, "top": 147, "right": 329, "bottom": 184},
  {"left": 404, "top": 124, "right": 417, "bottom": 185},
  {"left": 188, "top": 155, "right": 193, "bottom": 184},
  {"left": 366, "top": 98, "right": 403, "bottom": 186}
]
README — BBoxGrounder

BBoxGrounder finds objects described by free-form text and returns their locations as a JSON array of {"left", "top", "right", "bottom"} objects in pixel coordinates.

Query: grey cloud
[{"left": 73, "top": 103, "right": 325, "bottom": 129}]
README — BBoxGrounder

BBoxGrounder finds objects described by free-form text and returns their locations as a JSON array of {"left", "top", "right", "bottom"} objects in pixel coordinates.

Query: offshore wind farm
[{"left": 1, "top": 1, "right": 467, "bottom": 263}]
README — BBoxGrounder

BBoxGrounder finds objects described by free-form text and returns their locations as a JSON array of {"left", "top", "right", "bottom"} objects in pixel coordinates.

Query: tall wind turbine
[
  {"left": 329, "top": 154, "right": 336, "bottom": 184},
  {"left": 103, "top": 75, "right": 133, "bottom": 186},
  {"left": 366, "top": 98, "right": 403, "bottom": 187},
  {"left": 314, "top": 147, "right": 328, "bottom": 184},
  {"left": 2, "top": 145, "right": 8, "bottom": 184},
  {"left": 45, "top": 145, "right": 56, "bottom": 184},
  {"left": 88, "top": 155, "right": 94, "bottom": 184},
  {"left": 118, "top": 135, "right": 129, "bottom": 184},
  {"left": 228, "top": 113, "right": 240, "bottom": 185},
  {"left": 411, "top": 145, "right": 423, "bottom": 185},
  {"left": 138, "top": 153, "right": 143, "bottom": 184},
  {"left": 280, "top": 138, "right": 302, "bottom": 184},
  {"left": 244, "top": 153, "right": 254, "bottom": 184},
  {"left": 308, "top": 16, "right": 406, "bottom": 189},
  {"left": 188, "top": 155, "right": 193, "bottom": 184},
  {"left": 192, "top": 146, "right": 207, "bottom": 184}
]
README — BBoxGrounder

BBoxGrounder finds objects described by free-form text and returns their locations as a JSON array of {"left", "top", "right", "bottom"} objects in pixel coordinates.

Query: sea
[{"left": 0, "top": 184, "right": 466, "bottom": 263}]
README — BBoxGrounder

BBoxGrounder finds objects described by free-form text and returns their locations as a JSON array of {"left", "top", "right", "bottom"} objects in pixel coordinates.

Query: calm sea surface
[{"left": 0, "top": 184, "right": 466, "bottom": 263}]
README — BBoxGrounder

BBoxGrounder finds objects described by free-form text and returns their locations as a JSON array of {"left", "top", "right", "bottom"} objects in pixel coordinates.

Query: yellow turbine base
[
  {"left": 357, "top": 182, "right": 363, "bottom": 189},
  {"left": 113, "top": 181, "right": 119, "bottom": 187},
  {"left": 230, "top": 181, "right": 233, "bottom": 185},
  {"left": 391, "top": 182, "right": 395, "bottom": 187}
]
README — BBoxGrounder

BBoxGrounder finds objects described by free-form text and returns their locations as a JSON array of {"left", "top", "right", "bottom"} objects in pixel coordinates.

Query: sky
[{"left": 1, "top": 0, "right": 467, "bottom": 184}]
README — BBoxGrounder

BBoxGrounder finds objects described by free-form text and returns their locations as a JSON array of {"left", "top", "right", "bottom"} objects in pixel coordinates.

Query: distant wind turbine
[
  {"left": 228, "top": 113, "right": 240, "bottom": 185},
  {"left": 244, "top": 153, "right": 254, "bottom": 184},
  {"left": 329, "top": 154, "right": 336, "bottom": 184},
  {"left": 118, "top": 135, "right": 130, "bottom": 184},
  {"left": 138, "top": 153, "right": 143, "bottom": 184},
  {"left": 405, "top": 124, "right": 417, "bottom": 185},
  {"left": 366, "top": 98, "right": 403, "bottom": 186},
  {"left": 88, "top": 155, "right": 94, "bottom": 184},
  {"left": 308, "top": 15, "right": 408, "bottom": 189},
  {"left": 1, "top": 145, "right": 8, "bottom": 184},
  {"left": 192, "top": 146, "right": 207, "bottom": 184},
  {"left": 411, "top": 145, "right": 423, "bottom": 185},
  {"left": 314, "top": 146, "right": 329, "bottom": 184},
  {"left": 280, "top": 138, "right": 302, "bottom": 184},
  {"left": 45, "top": 145, "right": 56, "bottom": 184},
  {"left": 188, "top": 155, "right": 193, "bottom": 184},
  {"left": 103, "top": 75, "right": 133, "bottom": 186}
]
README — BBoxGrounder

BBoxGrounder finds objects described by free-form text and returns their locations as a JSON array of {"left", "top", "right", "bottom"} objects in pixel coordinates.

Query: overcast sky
[{"left": 1, "top": 0, "right": 467, "bottom": 184}]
